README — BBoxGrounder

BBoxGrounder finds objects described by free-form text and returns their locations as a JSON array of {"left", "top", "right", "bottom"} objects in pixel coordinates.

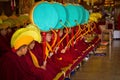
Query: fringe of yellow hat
[
  {"left": 89, "top": 12, "right": 102, "bottom": 22},
  {"left": 11, "top": 24, "right": 41, "bottom": 50}
]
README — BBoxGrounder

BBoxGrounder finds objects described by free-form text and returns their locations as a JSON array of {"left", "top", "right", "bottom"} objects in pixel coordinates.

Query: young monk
[
  {"left": 0, "top": 29, "right": 54, "bottom": 80},
  {"left": 51, "top": 29, "right": 74, "bottom": 68},
  {"left": 27, "top": 31, "right": 62, "bottom": 79},
  {"left": 68, "top": 27, "right": 81, "bottom": 60},
  {"left": 0, "top": 24, "right": 11, "bottom": 57},
  {"left": 0, "top": 35, "right": 37, "bottom": 80}
]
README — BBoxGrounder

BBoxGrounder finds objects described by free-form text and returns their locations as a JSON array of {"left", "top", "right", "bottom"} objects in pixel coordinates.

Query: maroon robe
[
  {"left": 51, "top": 35, "right": 73, "bottom": 68},
  {"left": 74, "top": 38, "right": 89, "bottom": 55},
  {"left": 0, "top": 52, "right": 37, "bottom": 80},
  {"left": 69, "top": 46, "right": 80, "bottom": 60},
  {"left": 0, "top": 50, "right": 55, "bottom": 80},
  {"left": 0, "top": 35, "right": 11, "bottom": 57},
  {"left": 93, "top": 22, "right": 101, "bottom": 34},
  {"left": 27, "top": 41, "right": 61, "bottom": 79}
]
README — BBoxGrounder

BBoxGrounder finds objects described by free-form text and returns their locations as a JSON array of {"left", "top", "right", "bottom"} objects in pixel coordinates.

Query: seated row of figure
[{"left": 0, "top": 23, "right": 101, "bottom": 80}]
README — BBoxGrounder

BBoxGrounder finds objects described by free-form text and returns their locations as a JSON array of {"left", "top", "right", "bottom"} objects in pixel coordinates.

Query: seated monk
[
  {"left": 51, "top": 29, "right": 73, "bottom": 68},
  {"left": 27, "top": 40, "right": 61, "bottom": 79},
  {"left": 27, "top": 31, "right": 62, "bottom": 79},
  {"left": 0, "top": 25, "right": 11, "bottom": 57},
  {"left": 0, "top": 31, "right": 53, "bottom": 80},
  {"left": 74, "top": 37, "right": 89, "bottom": 56}
]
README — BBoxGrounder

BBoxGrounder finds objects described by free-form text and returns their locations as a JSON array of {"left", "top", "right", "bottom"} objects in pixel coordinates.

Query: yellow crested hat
[
  {"left": 11, "top": 28, "right": 28, "bottom": 48},
  {"left": 19, "top": 29, "right": 41, "bottom": 43},
  {"left": 0, "top": 12, "right": 8, "bottom": 20},
  {"left": 14, "top": 35, "right": 34, "bottom": 50},
  {"left": 0, "top": 18, "right": 2, "bottom": 24},
  {"left": 26, "top": 24, "right": 40, "bottom": 32},
  {"left": 11, "top": 27, "right": 41, "bottom": 49},
  {"left": 90, "top": 13, "right": 102, "bottom": 20},
  {"left": 89, "top": 16, "right": 98, "bottom": 22},
  {"left": 0, "top": 23, "right": 9, "bottom": 30}
]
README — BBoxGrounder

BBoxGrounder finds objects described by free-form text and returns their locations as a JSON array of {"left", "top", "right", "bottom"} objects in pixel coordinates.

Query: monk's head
[
  {"left": 45, "top": 31, "right": 52, "bottom": 42},
  {"left": 28, "top": 40, "right": 35, "bottom": 50},
  {"left": 59, "top": 29, "right": 63, "bottom": 37},
  {"left": 12, "top": 35, "right": 34, "bottom": 56},
  {"left": 0, "top": 24, "right": 8, "bottom": 36},
  {"left": 16, "top": 45, "right": 28, "bottom": 56}
]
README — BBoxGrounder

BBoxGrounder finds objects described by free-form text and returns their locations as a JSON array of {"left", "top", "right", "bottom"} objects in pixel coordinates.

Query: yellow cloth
[
  {"left": 45, "top": 47, "right": 49, "bottom": 60},
  {"left": 14, "top": 35, "right": 33, "bottom": 50},
  {"left": 46, "top": 42, "right": 53, "bottom": 52},
  {"left": 29, "top": 50, "right": 40, "bottom": 68},
  {"left": 45, "top": 42, "right": 53, "bottom": 60}
]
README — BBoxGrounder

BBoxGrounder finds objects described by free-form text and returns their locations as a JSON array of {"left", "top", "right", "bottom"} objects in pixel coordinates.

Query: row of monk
[{"left": 0, "top": 22, "right": 101, "bottom": 80}]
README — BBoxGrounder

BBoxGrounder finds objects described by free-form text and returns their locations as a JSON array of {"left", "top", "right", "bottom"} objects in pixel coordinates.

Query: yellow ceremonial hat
[
  {"left": 89, "top": 16, "right": 98, "bottom": 22},
  {"left": 25, "top": 24, "right": 42, "bottom": 43},
  {"left": 11, "top": 28, "right": 28, "bottom": 47},
  {"left": 26, "top": 24, "right": 40, "bottom": 32},
  {"left": 19, "top": 29, "right": 41, "bottom": 43},
  {"left": 0, "top": 23, "right": 9, "bottom": 30},
  {"left": 0, "top": 12, "right": 8, "bottom": 20},
  {"left": 96, "top": 13, "right": 102, "bottom": 19},
  {"left": 0, "top": 18, "right": 2, "bottom": 24},
  {"left": 14, "top": 35, "right": 34, "bottom": 50},
  {"left": 11, "top": 27, "right": 41, "bottom": 49}
]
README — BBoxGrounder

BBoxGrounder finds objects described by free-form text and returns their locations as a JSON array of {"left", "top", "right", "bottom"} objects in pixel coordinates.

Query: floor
[{"left": 70, "top": 40, "right": 120, "bottom": 80}]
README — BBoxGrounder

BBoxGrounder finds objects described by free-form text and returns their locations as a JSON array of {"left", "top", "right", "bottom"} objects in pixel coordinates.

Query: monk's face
[
  {"left": 46, "top": 33, "right": 52, "bottom": 42},
  {"left": 17, "top": 45, "right": 28, "bottom": 56},
  {"left": 0, "top": 29, "right": 7, "bottom": 36},
  {"left": 59, "top": 29, "right": 63, "bottom": 37},
  {"left": 29, "top": 41, "right": 35, "bottom": 49},
  {"left": 7, "top": 28, "right": 12, "bottom": 33}
]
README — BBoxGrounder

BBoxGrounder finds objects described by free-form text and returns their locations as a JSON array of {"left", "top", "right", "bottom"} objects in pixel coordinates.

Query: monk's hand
[
  {"left": 49, "top": 52, "right": 53, "bottom": 58},
  {"left": 43, "top": 60, "right": 47, "bottom": 66},
  {"left": 61, "top": 46, "right": 67, "bottom": 53},
  {"left": 41, "top": 65, "right": 46, "bottom": 70},
  {"left": 61, "top": 49, "right": 66, "bottom": 53},
  {"left": 54, "top": 47, "right": 59, "bottom": 53},
  {"left": 74, "top": 41, "right": 76, "bottom": 44}
]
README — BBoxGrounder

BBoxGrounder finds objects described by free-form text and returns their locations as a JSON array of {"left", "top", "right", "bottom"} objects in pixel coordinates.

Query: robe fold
[{"left": 0, "top": 50, "right": 55, "bottom": 80}]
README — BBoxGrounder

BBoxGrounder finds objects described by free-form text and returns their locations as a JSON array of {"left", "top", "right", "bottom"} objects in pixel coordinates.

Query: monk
[
  {"left": 27, "top": 31, "right": 62, "bottom": 79},
  {"left": 0, "top": 33, "right": 53, "bottom": 80},
  {"left": 27, "top": 41, "right": 61, "bottom": 79},
  {"left": 0, "top": 25, "right": 11, "bottom": 57},
  {"left": 51, "top": 29, "right": 73, "bottom": 68},
  {"left": 6, "top": 27, "right": 15, "bottom": 42},
  {"left": 0, "top": 35, "right": 37, "bottom": 80}
]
